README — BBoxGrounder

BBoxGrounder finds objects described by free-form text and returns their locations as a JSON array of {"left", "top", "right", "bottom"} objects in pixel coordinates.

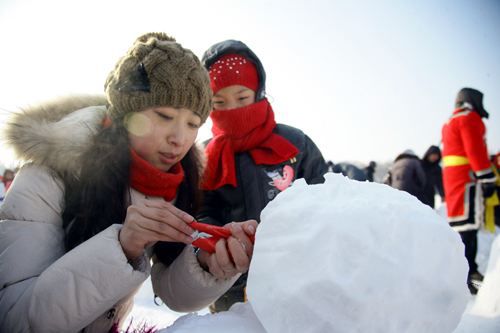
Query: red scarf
[
  {"left": 202, "top": 98, "right": 298, "bottom": 190},
  {"left": 129, "top": 149, "right": 185, "bottom": 201}
]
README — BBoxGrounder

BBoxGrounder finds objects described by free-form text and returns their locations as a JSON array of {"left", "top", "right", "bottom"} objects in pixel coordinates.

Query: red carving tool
[{"left": 190, "top": 221, "right": 255, "bottom": 253}]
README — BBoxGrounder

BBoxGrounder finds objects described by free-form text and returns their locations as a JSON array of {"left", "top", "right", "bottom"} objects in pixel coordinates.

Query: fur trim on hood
[{"left": 2, "top": 95, "right": 108, "bottom": 175}]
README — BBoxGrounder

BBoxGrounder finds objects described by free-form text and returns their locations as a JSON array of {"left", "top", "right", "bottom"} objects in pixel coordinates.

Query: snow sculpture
[{"left": 246, "top": 173, "right": 469, "bottom": 333}]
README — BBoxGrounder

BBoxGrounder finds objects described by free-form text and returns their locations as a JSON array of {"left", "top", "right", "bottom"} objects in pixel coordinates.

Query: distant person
[
  {"left": 2, "top": 169, "right": 15, "bottom": 192},
  {"left": 487, "top": 153, "right": 500, "bottom": 229},
  {"left": 326, "top": 160, "right": 335, "bottom": 172},
  {"left": 198, "top": 39, "right": 327, "bottom": 313},
  {"left": 364, "top": 161, "right": 377, "bottom": 182},
  {"left": 0, "top": 169, "right": 15, "bottom": 202},
  {"left": 495, "top": 153, "right": 500, "bottom": 227},
  {"left": 420, "top": 146, "right": 445, "bottom": 208},
  {"left": 383, "top": 149, "right": 426, "bottom": 201},
  {"left": 331, "top": 162, "right": 367, "bottom": 181},
  {"left": 494, "top": 152, "right": 500, "bottom": 171},
  {"left": 441, "top": 87, "right": 497, "bottom": 294}
]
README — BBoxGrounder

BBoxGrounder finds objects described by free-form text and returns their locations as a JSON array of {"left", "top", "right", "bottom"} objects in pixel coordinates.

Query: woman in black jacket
[
  {"left": 421, "top": 145, "right": 445, "bottom": 208},
  {"left": 197, "top": 39, "right": 328, "bottom": 312}
]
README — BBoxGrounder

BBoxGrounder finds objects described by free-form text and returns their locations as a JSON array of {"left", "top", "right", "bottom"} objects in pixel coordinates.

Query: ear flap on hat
[
  {"left": 116, "top": 62, "right": 151, "bottom": 93},
  {"left": 455, "top": 87, "right": 489, "bottom": 119}
]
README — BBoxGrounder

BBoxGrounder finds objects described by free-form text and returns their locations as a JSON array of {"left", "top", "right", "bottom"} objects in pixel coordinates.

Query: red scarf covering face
[
  {"left": 129, "top": 149, "right": 185, "bottom": 201},
  {"left": 202, "top": 98, "right": 299, "bottom": 190}
]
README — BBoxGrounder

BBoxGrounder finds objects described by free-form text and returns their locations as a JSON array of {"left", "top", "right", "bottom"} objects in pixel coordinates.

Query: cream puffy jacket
[{"left": 0, "top": 96, "right": 239, "bottom": 332}]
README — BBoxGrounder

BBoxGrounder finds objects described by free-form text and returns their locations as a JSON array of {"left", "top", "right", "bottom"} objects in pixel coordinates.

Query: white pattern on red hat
[{"left": 208, "top": 54, "right": 259, "bottom": 93}]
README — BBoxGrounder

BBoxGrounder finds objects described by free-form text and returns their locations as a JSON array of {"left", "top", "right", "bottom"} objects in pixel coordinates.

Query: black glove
[{"left": 481, "top": 182, "right": 496, "bottom": 198}]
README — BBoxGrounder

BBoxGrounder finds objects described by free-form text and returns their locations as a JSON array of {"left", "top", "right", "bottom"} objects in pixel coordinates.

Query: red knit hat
[{"left": 208, "top": 54, "right": 259, "bottom": 94}]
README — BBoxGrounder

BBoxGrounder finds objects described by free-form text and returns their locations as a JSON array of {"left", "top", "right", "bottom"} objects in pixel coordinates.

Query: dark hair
[
  {"left": 422, "top": 145, "right": 441, "bottom": 163},
  {"left": 62, "top": 118, "right": 204, "bottom": 260},
  {"left": 153, "top": 147, "right": 204, "bottom": 265}
]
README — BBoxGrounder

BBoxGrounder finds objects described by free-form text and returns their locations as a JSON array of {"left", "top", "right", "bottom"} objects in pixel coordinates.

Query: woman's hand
[
  {"left": 197, "top": 220, "right": 258, "bottom": 279},
  {"left": 119, "top": 199, "right": 195, "bottom": 260}
]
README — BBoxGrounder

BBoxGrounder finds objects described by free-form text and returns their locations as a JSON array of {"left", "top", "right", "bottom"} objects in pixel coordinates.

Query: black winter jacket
[
  {"left": 198, "top": 123, "right": 326, "bottom": 225},
  {"left": 421, "top": 146, "right": 444, "bottom": 208},
  {"left": 384, "top": 152, "right": 426, "bottom": 201},
  {"left": 197, "top": 124, "right": 327, "bottom": 291}
]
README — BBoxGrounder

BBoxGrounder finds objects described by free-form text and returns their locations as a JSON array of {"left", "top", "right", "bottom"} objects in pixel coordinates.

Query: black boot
[{"left": 468, "top": 271, "right": 484, "bottom": 295}]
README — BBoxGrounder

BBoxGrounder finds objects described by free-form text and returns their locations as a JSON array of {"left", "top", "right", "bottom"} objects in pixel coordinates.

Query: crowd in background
[{"left": 328, "top": 88, "right": 499, "bottom": 295}]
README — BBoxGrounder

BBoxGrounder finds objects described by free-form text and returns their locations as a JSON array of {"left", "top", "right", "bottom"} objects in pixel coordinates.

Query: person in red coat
[{"left": 441, "top": 87, "right": 497, "bottom": 294}]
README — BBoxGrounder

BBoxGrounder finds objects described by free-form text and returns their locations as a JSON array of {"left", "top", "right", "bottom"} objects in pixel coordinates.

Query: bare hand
[
  {"left": 197, "top": 219, "right": 258, "bottom": 279},
  {"left": 119, "top": 199, "right": 195, "bottom": 260}
]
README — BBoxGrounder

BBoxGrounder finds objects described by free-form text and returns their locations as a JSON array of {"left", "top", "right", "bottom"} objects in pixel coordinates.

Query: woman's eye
[
  {"left": 188, "top": 122, "right": 200, "bottom": 129},
  {"left": 238, "top": 96, "right": 248, "bottom": 101},
  {"left": 213, "top": 100, "right": 224, "bottom": 105},
  {"left": 156, "top": 112, "right": 173, "bottom": 120}
]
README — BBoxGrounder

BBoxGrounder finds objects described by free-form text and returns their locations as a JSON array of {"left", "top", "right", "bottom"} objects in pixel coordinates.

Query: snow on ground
[
  {"left": 454, "top": 233, "right": 500, "bottom": 333},
  {"left": 125, "top": 276, "right": 209, "bottom": 330},
  {"left": 126, "top": 174, "right": 500, "bottom": 332},
  {"left": 159, "top": 303, "right": 265, "bottom": 332}
]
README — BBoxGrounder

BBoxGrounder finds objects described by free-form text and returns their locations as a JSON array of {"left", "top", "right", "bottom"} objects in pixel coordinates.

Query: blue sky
[{"left": 0, "top": 0, "right": 499, "bottom": 167}]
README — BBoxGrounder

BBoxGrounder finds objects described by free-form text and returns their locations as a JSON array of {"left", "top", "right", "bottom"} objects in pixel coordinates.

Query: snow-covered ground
[
  {"left": 126, "top": 174, "right": 500, "bottom": 332},
  {"left": 454, "top": 230, "right": 500, "bottom": 333}
]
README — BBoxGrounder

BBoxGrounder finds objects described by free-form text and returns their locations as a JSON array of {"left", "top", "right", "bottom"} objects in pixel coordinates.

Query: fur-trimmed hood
[{"left": 2, "top": 95, "right": 108, "bottom": 175}]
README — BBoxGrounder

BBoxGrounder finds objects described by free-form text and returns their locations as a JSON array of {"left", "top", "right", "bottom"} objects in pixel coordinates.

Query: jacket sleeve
[
  {"left": 0, "top": 165, "right": 148, "bottom": 333},
  {"left": 459, "top": 114, "right": 493, "bottom": 174},
  {"left": 459, "top": 113, "right": 496, "bottom": 184},
  {"left": 298, "top": 134, "right": 328, "bottom": 184},
  {"left": 151, "top": 246, "right": 239, "bottom": 312}
]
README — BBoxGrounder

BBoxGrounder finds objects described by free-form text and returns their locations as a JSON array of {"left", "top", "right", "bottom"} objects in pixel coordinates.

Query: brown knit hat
[{"left": 105, "top": 32, "right": 212, "bottom": 123}]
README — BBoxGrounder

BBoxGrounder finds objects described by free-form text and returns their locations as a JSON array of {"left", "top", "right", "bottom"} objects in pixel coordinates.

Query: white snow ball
[{"left": 246, "top": 173, "right": 470, "bottom": 333}]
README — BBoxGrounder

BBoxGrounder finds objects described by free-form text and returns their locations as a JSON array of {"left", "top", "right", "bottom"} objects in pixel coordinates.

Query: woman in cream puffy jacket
[{"left": 0, "top": 32, "right": 256, "bottom": 333}]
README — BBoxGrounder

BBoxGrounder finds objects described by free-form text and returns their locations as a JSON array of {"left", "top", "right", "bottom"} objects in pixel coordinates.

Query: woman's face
[
  {"left": 212, "top": 85, "right": 256, "bottom": 110},
  {"left": 127, "top": 106, "right": 201, "bottom": 171},
  {"left": 427, "top": 153, "right": 440, "bottom": 163}
]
